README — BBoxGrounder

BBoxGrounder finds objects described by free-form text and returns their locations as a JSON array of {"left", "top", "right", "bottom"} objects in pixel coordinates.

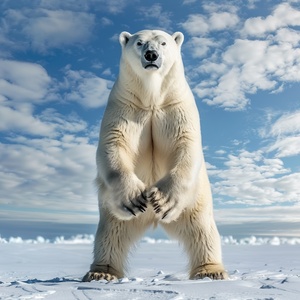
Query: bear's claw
[{"left": 123, "top": 204, "right": 136, "bottom": 216}]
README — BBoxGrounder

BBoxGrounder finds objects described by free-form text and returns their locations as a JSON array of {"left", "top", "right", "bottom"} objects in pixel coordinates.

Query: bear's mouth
[{"left": 145, "top": 63, "right": 159, "bottom": 69}]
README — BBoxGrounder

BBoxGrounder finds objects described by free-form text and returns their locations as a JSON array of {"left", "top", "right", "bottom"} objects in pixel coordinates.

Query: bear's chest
[
  {"left": 137, "top": 109, "right": 177, "bottom": 155},
  {"left": 134, "top": 109, "right": 177, "bottom": 181}
]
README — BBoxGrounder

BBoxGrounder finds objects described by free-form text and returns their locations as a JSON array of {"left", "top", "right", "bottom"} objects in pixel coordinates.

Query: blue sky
[{"left": 1, "top": 0, "right": 300, "bottom": 238}]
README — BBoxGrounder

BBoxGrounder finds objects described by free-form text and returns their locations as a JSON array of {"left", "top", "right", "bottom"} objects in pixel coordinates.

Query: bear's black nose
[{"left": 144, "top": 50, "right": 159, "bottom": 62}]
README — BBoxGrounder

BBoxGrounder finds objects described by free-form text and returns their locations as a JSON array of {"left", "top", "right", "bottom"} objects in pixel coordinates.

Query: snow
[{"left": 1, "top": 236, "right": 300, "bottom": 299}]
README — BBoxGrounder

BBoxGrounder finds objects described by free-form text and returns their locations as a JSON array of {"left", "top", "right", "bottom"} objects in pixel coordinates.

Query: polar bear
[{"left": 83, "top": 30, "right": 227, "bottom": 282}]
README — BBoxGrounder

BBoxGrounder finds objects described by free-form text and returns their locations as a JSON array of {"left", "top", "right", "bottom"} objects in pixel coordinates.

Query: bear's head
[{"left": 119, "top": 30, "right": 184, "bottom": 77}]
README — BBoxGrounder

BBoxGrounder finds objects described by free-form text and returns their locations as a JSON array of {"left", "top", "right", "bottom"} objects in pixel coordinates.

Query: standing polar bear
[{"left": 83, "top": 30, "right": 227, "bottom": 282}]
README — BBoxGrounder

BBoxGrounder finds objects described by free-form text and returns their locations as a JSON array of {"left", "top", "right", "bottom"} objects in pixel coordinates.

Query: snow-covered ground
[{"left": 1, "top": 235, "right": 300, "bottom": 300}]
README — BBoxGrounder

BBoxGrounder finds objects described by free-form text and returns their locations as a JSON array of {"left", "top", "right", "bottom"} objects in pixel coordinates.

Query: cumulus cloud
[
  {"left": 181, "top": 11, "right": 239, "bottom": 36},
  {"left": 0, "top": 60, "right": 107, "bottom": 136},
  {"left": 0, "top": 59, "right": 52, "bottom": 103},
  {"left": 194, "top": 67, "right": 250, "bottom": 110},
  {"left": 3, "top": 8, "right": 95, "bottom": 52},
  {"left": 24, "top": 9, "right": 95, "bottom": 52},
  {"left": 198, "top": 37, "right": 300, "bottom": 109},
  {"left": 63, "top": 68, "right": 113, "bottom": 108},
  {"left": 242, "top": 3, "right": 300, "bottom": 37},
  {"left": 210, "top": 12, "right": 240, "bottom": 30},
  {"left": 0, "top": 59, "right": 57, "bottom": 135},
  {"left": 185, "top": 37, "right": 219, "bottom": 58},
  {"left": 186, "top": 2, "right": 300, "bottom": 110},
  {"left": 0, "top": 62, "right": 99, "bottom": 220},
  {"left": 181, "top": 15, "right": 210, "bottom": 36},
  {"left": 0, "top": 133, "right": 98, "bottom": 218},
  {"left": 274, "top": 27, "right": 300, "bottom": 46},
  {"left": 209, "top": 149, "right": 300, "bottom": 206},
  {"left": 0, "top": 106, "right": 53, "bottom": 136}
]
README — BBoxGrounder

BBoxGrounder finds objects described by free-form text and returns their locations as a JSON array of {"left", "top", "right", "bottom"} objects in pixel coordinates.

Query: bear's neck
[
  {"left": 139, "top": 73, "right": 163, "bottom": 107},
  {"left": 119, "top": 64, "right": 182, "bottom": 109}
]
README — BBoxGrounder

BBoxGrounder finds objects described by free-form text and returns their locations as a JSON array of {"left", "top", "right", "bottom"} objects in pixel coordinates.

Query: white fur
[{"left": 83, "top": 30, "right": 227, "bottom": 282}]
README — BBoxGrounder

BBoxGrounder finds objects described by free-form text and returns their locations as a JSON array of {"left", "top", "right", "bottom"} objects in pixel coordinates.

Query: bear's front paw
[
  {"left": 112, "top": 176, "right": 148, "bottom": 220},
  {"left": 120, "top": 191, "right": 148, "bottom": 218},
  {"left": 145, "top": 186, "right": 183, "bottom": 223}
]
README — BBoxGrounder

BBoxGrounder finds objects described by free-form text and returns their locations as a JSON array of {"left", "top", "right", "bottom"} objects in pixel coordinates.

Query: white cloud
[
  {"left": 24, "top": 9, "right": 95, "bottom": 52},
  {"left": 0, "top": 106, "right": 53, "bottom": 136},
  {"left": 210, "top": 149, "right": 300, "bottom": 206},
  {"left": 0, "top": 59, "right": 59, "bottom": 136},
  {"left": 274, "top": 27, "right": 300, "bottom": 46},
  {"left": 0, "top": 59, "right": 52, "bottom": 103},
  {"left": 242, "top": 3, "right": 300, "bottom": 37},
  {"left": 0, "top": 98, "right": 97, "bottom": 222},
  {"left": 0, "top": 133, "right": 98, "bottom": 218},
  {"left": 192, "top": 34, "right": 300, "bottom": 110},
  {"left": 39, "top": 109, "right": 88, "bottom": 134},
  {"left": 209, "top": 12, "right": 239, "bottom": 31},
  {"left": 195, "top": 67, "right": 250, "bottom": 111},
  {"left": 215, "top": 149, "right": 226, "bottom": 155},
  {"left": 186, "top": 37, "right": 219, "bottom": 58},
  {"left": 181, "top": 14, "right": 210, "bottom": 36},
  {"left": 0, "top": 60, "right": 104, "bottom": 186},
  {"left": 181, "top": 11, "right": 239, "bottom": 36},
  {"left": 3, "top": 8, "right": 95, "bottom": 52},
  {"left": 0, "top": 58, "right": 84, "bottom": 138},
  {"left": 63, "top": 69, "right": 113, "bottom": 108},
  {"left": 223, "top": 39, "right": 267, "bottom": 65},
  {"left": 261, "top": 110, "right": 300, "bottom": 158},
  {"left": 269, "top": 110, "right": 300, "bottom": 137},
  {"left": 181, "top": 3, "right": 300, "bottom": 110},
  {"left": 268, "top": 136, "right": 300, "bottom": 158}
]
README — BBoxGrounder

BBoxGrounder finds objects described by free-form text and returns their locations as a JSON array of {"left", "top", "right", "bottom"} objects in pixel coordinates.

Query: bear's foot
[
  {"left": 190, "top": 263, "right": 228, "bottom": 280},
  {"left": 82, "top": 264, "right": 122, "bottom": 282},
  {"left": 82, "top": 271, "right": 118, "bottom": 282}
]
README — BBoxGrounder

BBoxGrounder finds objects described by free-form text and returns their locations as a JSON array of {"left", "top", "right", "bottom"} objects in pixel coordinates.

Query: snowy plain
[{"left": 1, "top": 235, "right": 300, "bottom": 300}]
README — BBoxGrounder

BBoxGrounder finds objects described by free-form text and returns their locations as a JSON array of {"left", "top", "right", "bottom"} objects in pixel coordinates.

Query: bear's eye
[
  {"left": 137, "top": 41, "right": 143, "bottom": 46},
  {"left": 161, "top": 42, "right": 166, "bottom": 46}
]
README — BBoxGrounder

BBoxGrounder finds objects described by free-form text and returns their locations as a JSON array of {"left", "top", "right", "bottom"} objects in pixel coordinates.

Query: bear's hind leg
[
  {"left": 83, "top": 209, "right": 149, "bottom": 282},
  {"left": 161, "top": 209, "right": 228, "bottom": 280}
]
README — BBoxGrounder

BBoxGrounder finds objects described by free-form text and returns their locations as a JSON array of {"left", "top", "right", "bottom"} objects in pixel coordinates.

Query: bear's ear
[
  {"left": 172, "top": 32, "right": 184, "bottom": 47},
  {"left": 119, "top": 31, "right": 132, "bottom": 48}
]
